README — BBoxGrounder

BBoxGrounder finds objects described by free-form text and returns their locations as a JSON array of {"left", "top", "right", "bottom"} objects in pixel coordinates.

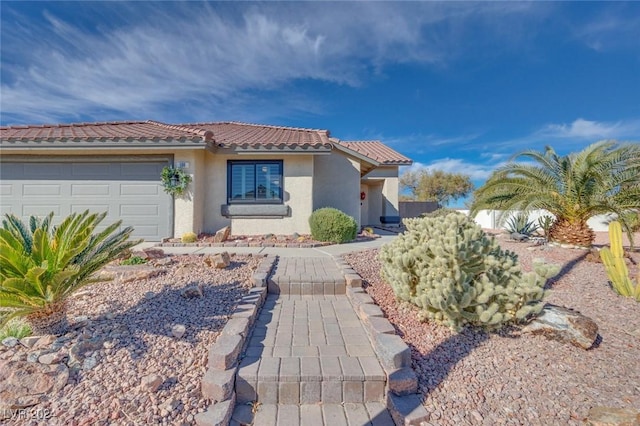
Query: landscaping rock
[
  {"left": 522, "top": 304, "right": 598, "bottom": 349},
  {"left": 141, "top": 374, "right": 164, "bottom": 392},
  {"left": 2, "top": 337, "right": 19, "bottom": 348},
  {"left": 586, "top": 406, "right": 640, "bottom": 426},
  {"left": 205, "top": 252, "right": 231, "bottom": 269},
  {"left": 38, "top": 350, "right": 68, "bottom": 365},
  {"left": 181, "top": 284, "right": 204, "bottom": 299},
  {"left": 120, "top": 267, "right": 166, "bottom": 283},
  {"left": 19, "top": 336, "right": 41, "bottom": 349},
  {"left": 82, "top": 355, "right": 98, "bottom": 370},
  {"left": 69, "top": 338, "right": 103, "bottom": 364},
  {"left": 0, "top": 360, "right": 69, "bottom": 409},
  {"left": 213, "top": 226, "right": 231, "bottom": 243},
  {"left": 172, "top": 324, "right": 187, "bottom": 339},
  {"left": 33, "top": 335, "right": 56, "bottom": 349},
  {"left": 511, "top": 232, "right": 529, "bottom": 242},
  {"left": 142, "top": 247, "right": 166, "bottom": 259}
]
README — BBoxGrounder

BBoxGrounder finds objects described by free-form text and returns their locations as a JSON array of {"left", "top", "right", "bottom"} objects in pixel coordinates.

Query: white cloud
[
  {"left": 536, "top": 118, "right": 640, "bottom": 140},
  {"left": 402, "top": 158, "right": 501, "bottom": 181},
  {"left": 0, "top": 2, "right": 549, "bottom": 124},
  {"left": 573, "top": 8, "right": 640, "bottom": 53}
]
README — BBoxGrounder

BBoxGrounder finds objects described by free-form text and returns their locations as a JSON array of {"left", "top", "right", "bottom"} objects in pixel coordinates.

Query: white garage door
[{"left": 0, "top": 159, "right": 172, "bottom": 241}]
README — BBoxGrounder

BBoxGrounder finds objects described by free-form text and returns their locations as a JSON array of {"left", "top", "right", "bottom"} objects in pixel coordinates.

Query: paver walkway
[{"left": 231, "top": 257, "right": 395, "bottom": 425}]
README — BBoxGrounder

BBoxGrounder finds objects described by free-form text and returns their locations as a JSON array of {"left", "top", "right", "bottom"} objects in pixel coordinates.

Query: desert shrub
[
  {"left": 505, "top": 213, "right": 540, "bottom": 237},
  {"left": 0, "top": 318, "right": 31, "bottom": 340},
  {"left": 420, "top": 208, "right": 463, "bottom": 219},
  {"left": 309, "top": 208, "right": 357, "bottom": 244},
  {"left": 181, "top": 232, "right": 198, "bottom": 243},
  {"left": 121, "top": 256, "right": 147, "bottom": 265},
  {"left": 379, "top": 213, "right": 559, "bottom": 331}
]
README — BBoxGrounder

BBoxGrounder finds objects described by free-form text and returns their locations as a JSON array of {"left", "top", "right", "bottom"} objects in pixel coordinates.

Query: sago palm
[
  {"left": 0, "top": 211, "right": 139, "bottom": 335},
  {"left": 470, "top": 141, "right": 640, "bottom": 247}
]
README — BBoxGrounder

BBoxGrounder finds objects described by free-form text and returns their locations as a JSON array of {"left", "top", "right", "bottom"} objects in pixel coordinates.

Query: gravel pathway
[
  {"left": 344, "top": 232, "right": 640, "bottom": 425},
  {"left": 2, "top": 254, "right": 261, "bottom": 426}
]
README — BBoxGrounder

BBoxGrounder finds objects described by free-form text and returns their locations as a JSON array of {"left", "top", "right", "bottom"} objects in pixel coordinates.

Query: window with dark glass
[{"left": 227, "top": 160, "right": 283, "bottom": 204}]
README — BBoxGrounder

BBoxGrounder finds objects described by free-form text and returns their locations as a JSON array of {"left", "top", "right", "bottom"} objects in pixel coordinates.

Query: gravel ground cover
[
  {"left": 1, "top": 254, "right": 261, "bottom": 426},
  {"left": 344, "top": 232, "right": 640, "bottom": 425}
]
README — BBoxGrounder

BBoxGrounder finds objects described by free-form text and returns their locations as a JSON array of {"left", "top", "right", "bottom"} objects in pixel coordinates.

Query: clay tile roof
[
  {"left": 0, "top": 120, "right": 205, "bottom": 142},
  {"left": 182, "top": 121, "right": 332, "bottom": 149},
  {"left": 337, "top": 140, "right": 412, "bottom": 165}
]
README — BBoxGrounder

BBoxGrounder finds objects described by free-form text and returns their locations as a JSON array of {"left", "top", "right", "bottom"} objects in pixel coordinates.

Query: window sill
[{"left": 221, "top": 204, "right": 290, "bottom": 217}]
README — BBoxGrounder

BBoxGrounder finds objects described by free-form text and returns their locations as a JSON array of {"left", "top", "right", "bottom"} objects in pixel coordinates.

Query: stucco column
[{"left": 173, "top": 150, "right": 204, "bottom": 237}]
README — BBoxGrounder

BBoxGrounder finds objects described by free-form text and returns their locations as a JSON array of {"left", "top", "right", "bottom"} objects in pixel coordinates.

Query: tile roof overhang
[
  {"left": 0, "top": 121, "right": 413, "bottom": 167},
  {"left": 0, "top": 120, "right": 334, "bottom": 154},
  {"left": 335, "top": 140, "right": 413, "bottom": 166}
]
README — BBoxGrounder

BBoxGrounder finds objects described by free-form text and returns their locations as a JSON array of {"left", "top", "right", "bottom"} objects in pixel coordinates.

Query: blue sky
[{"left": 1, "top": 2, "right": 639, "bottom": 205}]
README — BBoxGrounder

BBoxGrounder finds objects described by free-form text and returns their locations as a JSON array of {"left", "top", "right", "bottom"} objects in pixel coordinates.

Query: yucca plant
[
  {"left": 471, "top": 141, "right": 640, "bottom": 248},
  {"left": 0, "top": 211, "right": 140, "bottom": 335}
]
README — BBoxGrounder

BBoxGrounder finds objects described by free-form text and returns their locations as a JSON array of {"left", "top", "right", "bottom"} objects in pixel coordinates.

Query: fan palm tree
[
  {"left": 470, "top": 141, "right": 640, "bottom": 248},
  {"left": 0, "top": 211, "right": 140, "bottom": 335}
]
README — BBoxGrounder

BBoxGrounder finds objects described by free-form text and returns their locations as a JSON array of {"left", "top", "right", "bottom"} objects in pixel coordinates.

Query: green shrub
[
  {"left": 309, "top": 208, "right": 357, "bottom": 244},
  {"left": 121, "top": 256, "right": 147, "bottom": 265},
  {"left": 379, "top": 213, "right": 559, "bottom": 331},
  {"left": 0, "top": 211, "right": 139, "bottom": 335},
  {"left": 420, "top": 208, "right": 463, "bottom": 219},
  {"left": 181, "top": 232, "right": 198, "bottom": 243},
  {"left": 0, "top": 318, "right": 31, "bottom": 340}
]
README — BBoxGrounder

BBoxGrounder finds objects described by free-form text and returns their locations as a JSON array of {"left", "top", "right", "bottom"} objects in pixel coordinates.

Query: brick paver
[{"left": 233, "top": 255, "right": 394, "bottom": 424}]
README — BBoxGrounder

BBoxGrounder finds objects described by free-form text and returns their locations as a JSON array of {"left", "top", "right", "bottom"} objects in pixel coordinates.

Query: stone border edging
[
  {"left": 334, "top": 255, "right": 430, "bottom": 426},
  {"left": 194, "top": 254, "right": 277, "bottom": 426},
  {"left": 158, "top": 241, "right": 331, "bottom": 248}
]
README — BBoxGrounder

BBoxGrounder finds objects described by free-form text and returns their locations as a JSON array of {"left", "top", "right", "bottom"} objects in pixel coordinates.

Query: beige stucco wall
[
  {"left": 173, "top": 150, "right": 205, "bottom": 237},
  {"left": 363, "top": 166, "right": 400, "bottom": 218},
  {"left": 203, "top": 153, "right": 315, "bottom": 235},
  {"left": 313, "top": 151, "right": 361, "bottom": 227}
]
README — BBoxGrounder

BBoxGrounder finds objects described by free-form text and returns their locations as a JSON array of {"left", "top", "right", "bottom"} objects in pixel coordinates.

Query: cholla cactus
[{"left": 379, "top": 213, "right": 559, "bottom": 331}]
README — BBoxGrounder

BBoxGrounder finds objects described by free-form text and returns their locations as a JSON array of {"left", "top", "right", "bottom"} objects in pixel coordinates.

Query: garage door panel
[
  {"left": 71, "top": 184, "right": 110, "bottom": 196},
  {"left": 1, "top": 160, "right": 171, "bottom": 241},
  {"left": 23, "top": 205, "right": 62, "bottom": 216},
  {"left": 23, "top": 163, "right": 63, "bottom": 177},
  {"left": 72, "top": 163, "right": 112, "bottom": 177},
  {"left": 120, "top": 184, "right": 159, "bottom": 196},
  {"left": 121, "top": 205, "right": 158, "bottom": 216},
  {"left": 23, "top": 184, "right": 62, "bottom": 196},
  {"left": 70, "top": 205, "right": 111, "bottom": 215},
  {"left": 120, "top": 163, "right": 162, "bottom": 178}
]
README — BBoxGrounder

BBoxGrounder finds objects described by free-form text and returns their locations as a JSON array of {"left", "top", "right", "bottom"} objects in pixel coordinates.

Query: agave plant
[
  {"left": 471, "top": 141, "right": 640, "bottom": 248},
  {"left": 505, "top": 213, "right": 540, "bottom": 237},
  {"left": 0, "top": 211, "right": 139, "bottom": 335}
]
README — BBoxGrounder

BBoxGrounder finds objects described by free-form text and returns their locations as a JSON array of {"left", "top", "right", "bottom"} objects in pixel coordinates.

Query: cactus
[
  {"left": 379, "top": 213, "right": 559, "bottom": 331},
  {"left": 600, "top": 221, "right": 640, "bottom": 301}
]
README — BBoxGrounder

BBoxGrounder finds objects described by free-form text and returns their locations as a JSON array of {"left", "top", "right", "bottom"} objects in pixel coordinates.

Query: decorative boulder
[
  {"left": 214, "top": 226, "right": 230, "bottom": 243},
  {"left": 205, "top": 252, "right": 231, "bottom": 269},
  {"left": 586, "top": 406, "right": 640, "bottom": 426},
  {"left": 0, "top": 360, "right": 69, "bottom": 411},
  {"left": 522, "top": 304, "right": 598, "bottom": 349},
  {"left": 181, "top": 284, "right": 204, "bottom": 299}
]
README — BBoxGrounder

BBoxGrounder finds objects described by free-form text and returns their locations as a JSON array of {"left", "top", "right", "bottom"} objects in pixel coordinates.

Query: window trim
[{"left": 226, "top": 160, "right": 284, "bottom": 205}]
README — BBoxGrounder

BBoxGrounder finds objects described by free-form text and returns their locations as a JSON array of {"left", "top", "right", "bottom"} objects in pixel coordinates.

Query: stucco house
[{"left": 0, "top": 120, "right": 412, "bottom": 241}]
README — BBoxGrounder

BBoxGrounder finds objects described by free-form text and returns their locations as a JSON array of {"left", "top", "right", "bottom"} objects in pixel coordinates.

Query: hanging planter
[{"left": 161, "top": 166, "right": 192, "bottom": 196}]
